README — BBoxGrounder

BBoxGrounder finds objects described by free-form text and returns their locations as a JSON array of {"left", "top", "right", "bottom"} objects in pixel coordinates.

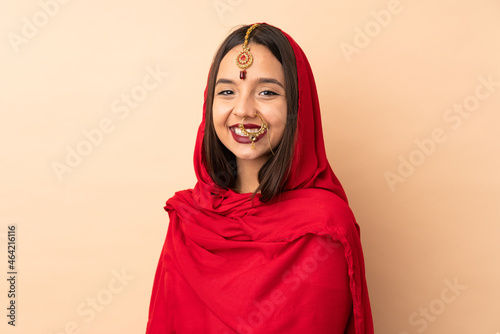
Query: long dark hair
[{"left": 204, "top": 23, "right": 298, "bottom": 203}]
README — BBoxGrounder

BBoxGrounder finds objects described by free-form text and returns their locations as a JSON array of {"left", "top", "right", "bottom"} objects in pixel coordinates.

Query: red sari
[{"left": 146, "top": 23, "right": 374, "bottom": 333}]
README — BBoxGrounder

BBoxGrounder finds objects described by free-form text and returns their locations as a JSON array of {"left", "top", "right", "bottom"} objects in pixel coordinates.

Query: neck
[{"left": 235, "top": 155, "right": 269, "bottom": 194}]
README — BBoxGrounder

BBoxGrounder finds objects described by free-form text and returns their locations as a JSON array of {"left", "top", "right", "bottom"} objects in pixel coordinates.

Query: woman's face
[{"left": 212, "top": 43, "right": 287, "bottom": 162}]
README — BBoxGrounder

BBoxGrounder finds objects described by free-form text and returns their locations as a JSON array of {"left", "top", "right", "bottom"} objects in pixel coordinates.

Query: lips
[
  {"left": 229, "top": 123, "right": 267, "bottom": 144},
  {"left": 229, "top": 123, "right": 261, "bottom": 129}
]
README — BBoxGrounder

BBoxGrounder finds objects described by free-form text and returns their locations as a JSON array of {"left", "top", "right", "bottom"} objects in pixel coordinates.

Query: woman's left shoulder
[{"left": 305, "top": 188, "right": 360, "bottom": 238}]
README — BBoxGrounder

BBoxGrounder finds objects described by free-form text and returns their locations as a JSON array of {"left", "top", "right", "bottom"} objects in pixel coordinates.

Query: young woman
[{"left": 146, "top": 22, "right": 373, "bottom": 333}]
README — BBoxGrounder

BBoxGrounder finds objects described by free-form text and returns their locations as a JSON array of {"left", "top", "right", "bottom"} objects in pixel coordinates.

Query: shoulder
[
  {"left": 312, "top": 189, "right": 360, "bottom": 238},
  {"left": 275, "top": 188, "right": 360, "bottom": 238}
]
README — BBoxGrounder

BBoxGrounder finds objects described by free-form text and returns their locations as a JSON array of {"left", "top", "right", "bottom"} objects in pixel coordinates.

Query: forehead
[{"left": 217, "top": 43, "right": 284, "bottom": 80}]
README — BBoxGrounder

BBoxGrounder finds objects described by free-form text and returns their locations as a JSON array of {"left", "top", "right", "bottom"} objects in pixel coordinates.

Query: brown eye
[
  {"left": 260, "top": 90, "right": 278, "bottom": 96},
  {"left": 217, "top": 90, "right": 234, "bottom": 96}
]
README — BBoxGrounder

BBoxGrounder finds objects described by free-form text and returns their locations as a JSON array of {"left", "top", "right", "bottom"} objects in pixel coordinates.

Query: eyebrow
[
  {"left": 215, "top": 77, "right": 285, "bottom": 89},
  {"left": 215, "top": 78, "right": 235, "bottom": 86},
  {"left": 258, "top": 78, "right": 284, "bottom": 89}
]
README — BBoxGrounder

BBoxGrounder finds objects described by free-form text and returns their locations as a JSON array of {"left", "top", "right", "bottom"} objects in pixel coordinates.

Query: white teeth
[
  {"left": 232, "top": 127, "right": 245, "bottom": 136},
  {"left": 231, "top": 127, "right": 263, "bottom": 136}
]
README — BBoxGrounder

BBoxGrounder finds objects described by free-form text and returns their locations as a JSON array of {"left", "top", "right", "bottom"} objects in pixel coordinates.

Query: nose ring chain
[{"left": 239, "top": 114, "right": 267, "bottom": 149}]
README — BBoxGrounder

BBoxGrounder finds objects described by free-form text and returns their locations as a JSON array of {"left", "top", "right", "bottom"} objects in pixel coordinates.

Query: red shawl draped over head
[{"left": 146, "top": 23, "right": 373, "bottom": 334}]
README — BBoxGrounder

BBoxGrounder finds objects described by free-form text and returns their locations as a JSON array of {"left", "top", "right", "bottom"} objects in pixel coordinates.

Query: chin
[
  {"left": 237, "top": 149, "right": 272, "bottom": 161},
  {"left": 232, "top": 149, "right": 260, "bottom": 160}
]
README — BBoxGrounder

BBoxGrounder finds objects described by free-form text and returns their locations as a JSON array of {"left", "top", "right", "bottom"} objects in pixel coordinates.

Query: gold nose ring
[{"left": 239, "top": 113, "right": 268, "bottom": 149}]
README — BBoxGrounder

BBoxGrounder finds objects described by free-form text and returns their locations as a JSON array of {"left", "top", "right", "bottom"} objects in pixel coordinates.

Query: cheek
[
  {"left": 273, "top": 123, "right": 286, "bottom": 143},
  {"left": 265, "top": 105, "right": 287, "bottom": 143},
  {"left": 274, "top": 105, "right": 288, "bottom": 134},
  {"left": 211, "top": 103, "right": 226, "bottom": 127},
  {"left": 211, "top": 103, "right": 231, "bottom": 142}
]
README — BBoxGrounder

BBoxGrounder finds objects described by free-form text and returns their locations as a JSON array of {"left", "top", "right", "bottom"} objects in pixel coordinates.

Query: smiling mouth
[{"left": 229, "top": 123, "right": 267, "bottom": 144}]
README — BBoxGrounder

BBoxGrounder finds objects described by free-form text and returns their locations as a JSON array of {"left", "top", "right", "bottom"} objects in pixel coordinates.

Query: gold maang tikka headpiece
[{"left": 235, "top": 23, "right": 260, "bottom": 80}]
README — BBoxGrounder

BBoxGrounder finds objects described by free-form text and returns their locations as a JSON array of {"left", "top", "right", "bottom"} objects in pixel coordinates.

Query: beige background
[{"left": 1, "top": 0, "right": 499, "bottom": 333}]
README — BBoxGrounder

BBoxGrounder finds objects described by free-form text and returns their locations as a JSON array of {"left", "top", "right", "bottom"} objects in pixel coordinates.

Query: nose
[{"left": 232, "top": 92, "right": 257, "bottom": 119}]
